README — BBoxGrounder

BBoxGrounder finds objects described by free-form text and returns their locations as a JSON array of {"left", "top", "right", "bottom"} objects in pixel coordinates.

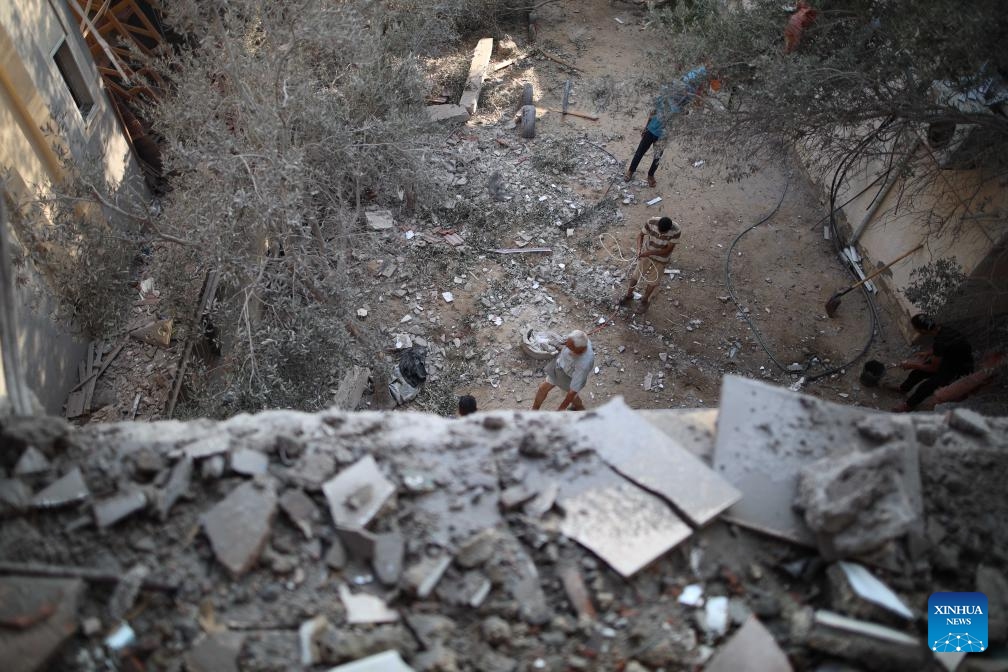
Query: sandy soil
[{"left": 457, "top": 0, "right": 910, "bottom": 415}]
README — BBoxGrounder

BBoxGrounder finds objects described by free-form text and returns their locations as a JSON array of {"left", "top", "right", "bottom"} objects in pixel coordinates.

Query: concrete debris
[
  {"left": 288, "top": 448, "right": 337, "bottom": 490},
  {"left": 326, "top": 650, "right": 414, "bottom": 672},
  {"left": 93, "top": 489, "right": 147, "bottom": 528},
  {"left": 155, "top": 456, "right": 192, "bottom": 520},
  {"left": 0, "top": 577, "right": 83, "bottom": 672},
  {"left": 365, "top": 209, "right": 395, "bottom": 231},
  {"left": 372, "top": 531, "right": 405, "bottom": 585},
  {"left": 948, "top": 408, "right": 990, "bottom": 437},
  {"left": 456, "top": 528, "right": 500, "bottom": 568},
  {"left": 108, "top": 564, "right": 148, "bottom": 623},
  {"left": 333, "top": 365, "right": 371, "bottom": 411},
  {"left": 325, "top": 538, "right": 348, "bottom": 570},
  {"left": 403, "top": 554, "right": 453, "bottom": 598},
  {"left": 459, "top": 37, "right": 493, "bottom": 115},
  {"left": 0, "top": 478, "right": 32, "bottom": 513},
  {"left": 679, "top": 584, "right": 705, "bottom": 607},
  {"left": 317, "top": 625, "right": 416, "bottom": 665},
  {"left": 322, "top": 455, "right": 396, "bottom": 528},
  {"left": 200, "top": 479, "right": 278, "bottom": 576},
  {"left": 576, "top": 398, "right": 741, "bottom": 526},
  {"left": 104, "top": 621, "right": 135, "bottom": 650},
  {"left": 299, "top": 615, "right": 329, "bottom": 666},
  {"left": 201, "top": 455, "right": 225, "bottom": 479},
  {"left": 795, "top": 446, "right": 918, "bottom": 557},
  {"left": 231, "top": 448, "right": 269, "bottom": 476},
  {"left": 705, "top": 616, "right": 793, "bottom": 672},
  {"left": 558, "top": 564, "right": 596, "bottom": 620},
  {"left": 559, "top": 480, "right": 691, "bottom": 578},
  {"left": 184, "top": 434, "right": 230, "bottom": 460},
  {"left": 185, "top": 632, "right": 245, "bottom": 672},
  {"left": 31, "top": 467, "right": 89, "bottom": 508},
  {"left": 828, "top": 561, "right": 914, "bottom": 620},
  {"left": 13, "top": 447, "right": 50, "bottom": 476},
  {"left": 523, "top": 480, "right": 559, "bottom": 517},
  {"left": 337, "top": 584, "right": 399, "bottom": 624},
  {"left": 703, "top": 596, "right": 730, "bottom": 638},
  {"left": 499, "top": 482, "right": 537, "bottom": 510},
  {"left": 426, "top": 104, "right": 470, "bottom": 123},
  {"left": 336, "top": 526, "right": 378, "bottom": 560},
  {"left": 130, "top": 317, "right": 172, "bottom": 347},
  {"left": 798, "top": 609, "right": 926, "bottom": 671},
  {"left": 279, "top": 488, "right": 320, "bottom": 539}
]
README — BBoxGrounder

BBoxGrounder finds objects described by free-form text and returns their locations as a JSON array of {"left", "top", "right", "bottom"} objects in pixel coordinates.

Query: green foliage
[{"left": 902, "top": 257, "right": 967, "bottom": 317}]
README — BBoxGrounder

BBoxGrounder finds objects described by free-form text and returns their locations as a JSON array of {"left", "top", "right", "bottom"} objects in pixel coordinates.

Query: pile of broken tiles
[{"left": 0, "top": 375, "right": 1005, "bottom": 671}]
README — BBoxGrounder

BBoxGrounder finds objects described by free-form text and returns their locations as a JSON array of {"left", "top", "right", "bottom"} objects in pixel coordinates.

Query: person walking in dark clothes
[
  {"left": 895, "top": 314, "right": 974, "bottom": 411},
  {"left": 624, "top": 66, "right": 711, "bottom": 188}
]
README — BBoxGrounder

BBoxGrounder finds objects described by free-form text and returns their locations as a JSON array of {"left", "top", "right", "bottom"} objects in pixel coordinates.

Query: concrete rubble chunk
[
  {"left": 326, "top": 650, "right": 414, "bottom": 672},
  {"left": 426, "top": 104, "right": 470, "bottom": 124},
  {"left": 333, "top": 365, "right": 371, "bottom": 411},
  {"left": 93, "top": 490, "right": 148, "bottom": 528},
  {"left": 0, "top": 577, "right": 66, "bottom": 629},
  {"left": 559, "top": 480, "right": 692, "bottom": 578},
  {"left": 800, "top": 609, "right": 926, "bottom": 671},
  {"left": 184, "top": 631, "right": 246, "bottom": 672},
  {"left": 404, "top": 613, "right": 456, "bottom": 650},
  {"left": 279, "top": 488, "right": 320, "bottom": 539},
  {"left": 231, "top": 448, "right": 269, "bottom": 476},
  {"left": 0, "top": 576, "right": 84, "bottom": 672},
  {"left": 372, "top": 532, "right": 405, "bottom": 585},
  {"left": 499, "top": 482, "right": 537, "bottom": 510},
  {"left": 403, "top": 554, "right": 453, "bottom": 598},
  {"left": 365, "top": 209, "right": 395, "bottom": 231},
  {"left": 0, "top": 478, "right": 32, "bottom": 513},
  {"left": 325, "top": 538, "right": 348, "bottom": 570},
  {"left": 575, "top": 398, "right": 741, "bottom": 526},
  {"left": 829, "top": 562, "right": 914, "bottom": 620},
  {"left": 796, "top": 446, "right": 918, "bottom": 557},
  {"left": 523, "top": 480, "right": 559, "bottom": 517},
  {"left": 288, "top": 449, "right": 336, "bottom": 490},
  {"left": 703, "top": 596, "right": 730, "bottom": 638},
  {"left": 705, "top": 616, "right": 793, "bottom": 672},
  {"left": 184, "top": 434, "right": 230, "bottom": 460},
  {"left": 14, "top": 447, "right": 51, "bottom": 476},
  {"left": 336, "top": 526, "right": 378, "bottom": 560},
  {"left": 31, "top": 467, "right": 89, "bottom": 508},
  {"left": 456, "top": 528, "right": 500, "bottom": 568},
  {"left": 156, "top": 457, "right": 192, "bottom": 521},
  {"left": 337, "top": 584, "right": 399, "bottom": 625},
  {"left": 322, "top": 455, "right": 396, "bottom": 528},
  {"left": 299, "top": 615, "right": 329, "bottom": 666},
  {"left": 558, "top": 564, "right": 596, "bottom": 621},
  {"left": 200, "top": 479, "right": 278, "bottom": 576},
  {"left": 948, "top": 408, "right": 990, "bottom": 437}
]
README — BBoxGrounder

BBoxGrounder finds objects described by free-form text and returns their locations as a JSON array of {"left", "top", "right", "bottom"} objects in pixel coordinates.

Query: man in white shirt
[{"left": 531, "top": 330, "right": 594, "bottom": 411}]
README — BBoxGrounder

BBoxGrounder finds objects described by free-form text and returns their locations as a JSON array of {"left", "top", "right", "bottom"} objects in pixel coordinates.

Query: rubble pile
[{"left": 2, "top": 376, "right": 1007, "bottom": 671}]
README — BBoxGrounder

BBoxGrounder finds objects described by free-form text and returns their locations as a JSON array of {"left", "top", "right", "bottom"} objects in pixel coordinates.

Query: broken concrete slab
[
  {"left": 299, "top": 615, "right": 329, "bottom": 666},
  {"left": 426, "top": 104, "right": 470, "bottom": 123},
  {"left": 326, "top": 650, "right": 414, "bottom": 672},
  {"left": 713, "top": 376, "right": 920, "bottom": 546},
  {"left": 828, "top": 562, "right": 914, "bottom": 620},
  {"left": 558, "top": 564, "right": 596, "bottom": 621},
  {"left": 800, "top": 609, "right": 926, "bottom": 671},
  {"left": 372, "top": 532, "right": 405, "bottom": 586},
  {"left": 322, "top": 455, "right": 396, "bottom": 528},
  {"left": 31, "top": 468, "right": 89, "bottom": 508},
  {"left": 403, "top": 554, "right": 452, "bottom": 598},
  {"left": 337, "top": 584, "right": 399, "bottom": 625},
  {"left": 456, "top": 527, "right": 500, "bottom": 568},
  {"left": 458, "top": 37, "right": 494, "bottom": 115},
  {"left": 523, "top": 480, "right": 558, "bottom": 517},
  {"left": 155, "top": 457, "right": 192, "bottom": 521},
  {"left": 93, "top": 490, "right": 148, "bottom": 528},
  {"left": 0, "top": 577, "right": 83, "bottom": 672},
  {"left": 231, "top": 448, "right": 269, "bottom": 476},
  {"left": 200, "top": 479, "right": 278, "bottom": 576},
  {"left": 705, "top": 616, "right": 793, "bottom": 672},
  {"left": 14, "top": 447, "right": 50, "bottom": 476},
  {"left": 796, "top": 446, "right": 918, "bottom": 557},
  {"left": 185, "top": 632, "right": 246, "bottom": 672},
  {"left": 558, "top": 479, "right": 692, "bottom": 578},
  {"left": 279, "top": 488, "right": 320, "bottom": 539},
  {"left": 336, "top": 526, "right": 378, "bottom": 560},
  {"left": 287, "top": 449, "right": 336, "bottom": 490},
  {"left": 574, "top": 398, "right": 740, "bottom": 526},
  {"left": 364, "top": 209, "right": 395, "bottom": 231},
  {"left": 499, "top": 482, "right": 537, "bottom": 510}
]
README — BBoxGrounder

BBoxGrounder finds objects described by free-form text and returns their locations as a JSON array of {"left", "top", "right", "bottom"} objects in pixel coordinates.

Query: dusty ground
[{"left": 418, "top": 0, "right": 910, "bottom": 416}]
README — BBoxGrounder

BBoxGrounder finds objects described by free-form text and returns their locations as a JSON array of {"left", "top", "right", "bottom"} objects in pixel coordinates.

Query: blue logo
[{"left": 929, "top": 592, "right": 988, "bottom": 653}]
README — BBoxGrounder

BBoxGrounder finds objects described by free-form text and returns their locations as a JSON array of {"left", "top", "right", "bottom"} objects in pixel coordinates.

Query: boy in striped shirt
[{"left": 619, "top": 216, "right": 681, "bottom": 312}]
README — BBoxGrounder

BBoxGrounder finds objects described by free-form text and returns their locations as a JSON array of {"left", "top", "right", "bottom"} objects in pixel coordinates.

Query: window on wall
[{"left": 52, "top": 39, "right": 94, "bottom": 118}]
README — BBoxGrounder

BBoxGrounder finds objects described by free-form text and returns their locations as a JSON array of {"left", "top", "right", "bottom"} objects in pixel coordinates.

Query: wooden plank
[
  {"left": 165, "top": 270, "right": 219, "bottom": 418},
  {"left": 458, "top": 38, "right": 494, "bottom": 116},
  {"left": 67, "top": 341, "right": 125, "bottom": 394},
  {"left": 82, "top": 341, "right": 102, "bottom": 412}
]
